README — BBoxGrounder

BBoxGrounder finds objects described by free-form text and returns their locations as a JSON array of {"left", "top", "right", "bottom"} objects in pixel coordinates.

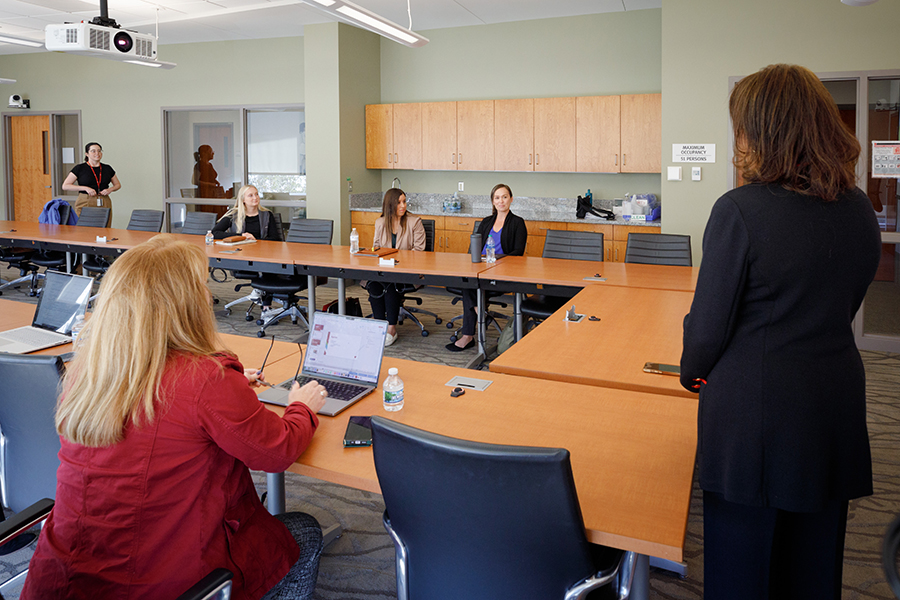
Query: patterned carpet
[{"left": 0, "top": 271, "right": 898, "bottom": 599}]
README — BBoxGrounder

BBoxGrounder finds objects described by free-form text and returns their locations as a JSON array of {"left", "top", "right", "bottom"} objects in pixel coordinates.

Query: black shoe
[{"left": 445, "top": 340, "right": 475, "bottom": 352}]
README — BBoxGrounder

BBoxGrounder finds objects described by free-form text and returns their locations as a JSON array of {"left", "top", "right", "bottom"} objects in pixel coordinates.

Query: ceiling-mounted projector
[{"left": 45, "top": 22, "right": 157, "bottom": 61}]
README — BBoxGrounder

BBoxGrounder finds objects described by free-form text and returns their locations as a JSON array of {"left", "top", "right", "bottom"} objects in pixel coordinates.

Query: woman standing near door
[{"left": 62, "top": 142, "right": 121, "bottom": 222}]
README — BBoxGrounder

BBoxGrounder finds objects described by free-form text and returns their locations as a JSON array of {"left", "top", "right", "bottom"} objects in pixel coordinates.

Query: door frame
[{"left": 2, "top": 110, "right": 82, "bottom": 220}]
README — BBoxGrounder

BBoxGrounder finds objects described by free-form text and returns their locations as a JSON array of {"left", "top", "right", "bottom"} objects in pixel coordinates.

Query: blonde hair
[
  {"left": 222, "top": 185, "right": 268, "bottom": 233},
  {"left": 56, "top": 235, "right": 226, "bottom": 447}
]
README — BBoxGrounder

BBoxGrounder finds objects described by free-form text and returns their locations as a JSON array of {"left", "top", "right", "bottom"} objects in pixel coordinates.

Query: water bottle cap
[{"left": 388, "top": 367, "right": 398, "bottom": 375}]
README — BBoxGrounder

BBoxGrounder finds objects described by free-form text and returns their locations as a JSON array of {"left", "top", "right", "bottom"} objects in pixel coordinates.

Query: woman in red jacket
[{"left": 22, "top": 234, "right": 329, "bottom": 600}]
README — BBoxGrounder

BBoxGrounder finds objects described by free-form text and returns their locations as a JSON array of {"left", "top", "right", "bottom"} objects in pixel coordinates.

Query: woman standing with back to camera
[
  {"left": 680, "top": 64, "right": 881, "bottom": 599},
  {"left": 62, "top": 142, "right": 121, "bottom": 221}
]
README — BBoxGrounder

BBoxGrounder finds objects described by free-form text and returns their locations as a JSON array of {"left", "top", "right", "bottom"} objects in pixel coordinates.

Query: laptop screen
[
  {"left": 32, "top": 271, "right": 93, "bottom": 334},
  {"left": 303, "top": 312, "right": 387, "bottom": 385}
]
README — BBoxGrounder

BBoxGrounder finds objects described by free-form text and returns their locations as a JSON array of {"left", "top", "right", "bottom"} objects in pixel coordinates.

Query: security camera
[{"left": 8, "top": 94, "right": 29, "bottom": 109}]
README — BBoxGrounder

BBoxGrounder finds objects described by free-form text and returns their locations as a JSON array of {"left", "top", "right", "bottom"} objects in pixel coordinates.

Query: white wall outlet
[
  {"left": 458, "top": 181, "right": 464, "bottom": 192},
  {"left": 667, "top": 166, "right": 682, "bottom": 181},
  {"left": 691, "top": 167, "right": 702, "bottom": 181}
]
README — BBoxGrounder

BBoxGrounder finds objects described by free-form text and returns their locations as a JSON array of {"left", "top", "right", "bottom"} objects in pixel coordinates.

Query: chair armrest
[
  {"left": 0, "top": 498, "right": 53, "bottom": 546},
  {"left": 884, "top": 514, "right": 900, "bottom": 599},
  {"left": 175, "top": 568, "right": 233, "bottom": 600}
]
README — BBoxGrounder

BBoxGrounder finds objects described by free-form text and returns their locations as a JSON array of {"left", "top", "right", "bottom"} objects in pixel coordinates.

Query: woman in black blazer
[
  {"left": 680, "top": 64, "right": 882, "bottom": 600},
  {"left": 446, "top": 183, "right": 527, "bottom": 352}
]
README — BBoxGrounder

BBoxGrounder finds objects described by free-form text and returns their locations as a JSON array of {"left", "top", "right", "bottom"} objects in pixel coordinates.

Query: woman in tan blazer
[{"left": 367, "top": 188, "right": 426, "bottom": 347}]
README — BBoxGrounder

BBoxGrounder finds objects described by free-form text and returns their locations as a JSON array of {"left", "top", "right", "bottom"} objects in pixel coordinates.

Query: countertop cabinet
[{"left": 620, "top": 94, "right": 661, "bottom": 173}]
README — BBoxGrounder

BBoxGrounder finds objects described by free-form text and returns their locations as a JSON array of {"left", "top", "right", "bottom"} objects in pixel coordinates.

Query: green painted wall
[
  {"left": 661, "top": 0, "right": 900, "bottom": 259},
  {"left": 0, "top": 36, "right": 303, "bottom": 225},
  {"left": 376, "top": 10, "right": 662, "bottom": 203}
]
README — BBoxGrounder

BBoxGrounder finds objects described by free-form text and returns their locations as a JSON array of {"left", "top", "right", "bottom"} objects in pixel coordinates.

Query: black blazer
[
  {"left": 212, "top": 210, "right": 282, "bottom": 241},
  {"left": 477, "top": 212, "right": 527, "bottom": 257},
  {"left": 681, "top": 184, "right": 881, "bottom": 511}
]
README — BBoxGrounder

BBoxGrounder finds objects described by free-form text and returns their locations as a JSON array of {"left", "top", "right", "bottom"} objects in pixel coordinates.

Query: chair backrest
[
  {"left": 58, "top": 203, "right": 72, "bottom": 226},
  {"left": 542, "top": 229, "right": 604, "bottom": 261},
  {"left": 473, "top": 219, "right": 481, "bottom": 233},
  {"left": 285, "top": 217, "right": 333, "bottom": 245},
  {"left": 0, "top": 354, "right": 64, "bottom": 512},
  {"left": 270, "top": 211, "right": 285, "bottom": 242},
  {"left": 624, "top": 233, "right": 692, "bottom": 266},
  {"left": 371, "top": 417, "right": 597, "bottom": 600},
  {"left": 77, "top": 206, "right": 110, "bottom": 228},
  {"left": 181, "top": 212, "right": 217, "bottom": 236},
  {"left": 421, "top": 219, "right": 435, "bottom": 252},
  {"left": 127, "top": 209, "right": 165, "bottom": 232}
]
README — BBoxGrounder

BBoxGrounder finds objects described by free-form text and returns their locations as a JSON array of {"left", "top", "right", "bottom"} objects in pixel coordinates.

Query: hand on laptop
[{"left": 291, "top": 380, "right": 328, "bottom": 413}]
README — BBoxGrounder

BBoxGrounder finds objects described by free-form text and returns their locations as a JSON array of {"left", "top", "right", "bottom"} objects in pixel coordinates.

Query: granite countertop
[{"left": 349, "top": 192, "right": 661, "bottom": 228}]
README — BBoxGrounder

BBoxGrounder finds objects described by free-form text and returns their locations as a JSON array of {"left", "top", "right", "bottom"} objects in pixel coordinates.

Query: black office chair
[
  {"left": 520, "top": 229, "right": 605, "bottom": 330},
  {"left": 82, "top": 209, "right": 165, "bottom": 281},
  {"left": 222, "top": 211, "right": 285, "bottom": 322},
  {"left": 371, "top": 416, "right": 636, "bottom": 600},
  {"left": 180, "top": 211, "right": 218, "bottom": 236},
  {"left": 0, "top": 246, "right": 40, "bottom": 297},
  {"left": 24, "top": 207, "right": 112, "bottom": 294},
  {"left": 250, "top": 218, "right": 333, "bottom": 337},
  {"left": 446, "top": 219, "right": 509, "bottom": 338},
  {"left": 886, "top": 513, "right": 900, "bottom": 599},
  {"left": 623, "top": 233, "right": 692, "bottom": 267},
  {"left": 0, "top": 354, "right": 64, "bottom": 588},
  {"left": 394, "top": 219, "right": 442, "bottom": 337}
]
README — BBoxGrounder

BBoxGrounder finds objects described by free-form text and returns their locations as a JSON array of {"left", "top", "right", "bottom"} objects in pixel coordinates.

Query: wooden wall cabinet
[
  {"left": 576, "top": 95, "right": 621, "bottom": 173},
  {"left": 367, "top": 93, "right": 660, "bottom": 174},
  {"left": 620, "top": 94, "right": 661, "bottom": 173},
  {"left": 365, "top": 103, "right": 422, "bottom": 170},
  {"left": 534, "top": 97, "right": 576, "bottom": 172},
  {"left": 350, "top": 210, "right": 379, "bottom": 249}
]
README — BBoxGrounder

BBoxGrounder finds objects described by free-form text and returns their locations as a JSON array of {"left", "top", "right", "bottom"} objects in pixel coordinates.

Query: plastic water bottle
[
  {"left": 350, "top": 228, "right": 360, "bottom": 254},
  {"left": 71, "top": 315, "right": 85, "bottom": 347},
  {"left": 383, "top": 367, "right": 404, "bottom": 412},
  {"left": 205, "top": 230, "right": 214, "bottom": 246},
  {"left": 485, "top": 235, "right": 496, "bottom": 264}
]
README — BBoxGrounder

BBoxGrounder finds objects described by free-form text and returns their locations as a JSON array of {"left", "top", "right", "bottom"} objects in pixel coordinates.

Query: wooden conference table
[{"left": 1, "top": 295, "right": 697, "bottom": 599}]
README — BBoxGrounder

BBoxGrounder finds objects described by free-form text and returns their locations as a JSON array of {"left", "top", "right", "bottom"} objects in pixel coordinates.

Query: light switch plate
[
  {"left": 692, "top": 167, "right": 702, "bottom": 181},
  {"left": 667, "top": 166, "right": 682, "bottom": 181}
]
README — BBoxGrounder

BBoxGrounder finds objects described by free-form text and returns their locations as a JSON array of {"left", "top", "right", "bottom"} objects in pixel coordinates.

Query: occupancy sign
[
  {"left": 872, "top": 141, "right": 900, "bottom": 178},
  {"left": 672, "top": 144, "right": 715, "bottom": 163}
]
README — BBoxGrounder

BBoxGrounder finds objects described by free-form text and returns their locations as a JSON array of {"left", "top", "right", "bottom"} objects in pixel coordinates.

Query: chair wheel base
[
  {"left": 257, "top": 331, "right": 265, "bottom": 338},
  {"left": 446, "top": 322, "right": 454, "bottom": 329},
  {"left": 245, "top": 315, "right": 254, "bottom": 321},
  {"left": 450, "top": 335, "right": 458, "bottom": 343},
  {"left": 421, "top": 330, "right": 429, "bottom": 337},
  {"left": 435, "top": 318, "right": 442, "bottom": 324},
  {"left": 256, "top": 319, "right": 264, "bottom": 326}
]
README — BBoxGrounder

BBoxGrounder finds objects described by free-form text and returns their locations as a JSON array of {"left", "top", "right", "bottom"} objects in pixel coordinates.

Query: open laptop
[
  {"left": 0, "top": 271, "right": 94, "bottom": 354},
  {"left": 258, "top": 311, "right": 388, "bottom": 416}
]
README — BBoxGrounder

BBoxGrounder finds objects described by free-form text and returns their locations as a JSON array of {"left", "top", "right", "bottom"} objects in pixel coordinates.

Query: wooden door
[
  {"left": 366, "top": 104, "right": 393, "bottom": 169},
  {"left": 457, "top": 100, "right": 494, "bottom": 171},
  {"left": 11, "top": 115, "right": 52, "bottom": 222},
  {"left": 392, "top": 103, "right": 422, "bottom": 170},
  {"left": 421, "top": 102, "right": 457, "bottom": 170},
  {"left": 576, "top": 95, "right": 621, "bottom": 173},
  {"left": 534, "top": 97, "right": 576, "bottom": 172},
  {"left": 621, "top": 94, "right": 661, "bottom": 173},
  {"left": 494, "top": 99, "right": 534, "bottom": 171}
]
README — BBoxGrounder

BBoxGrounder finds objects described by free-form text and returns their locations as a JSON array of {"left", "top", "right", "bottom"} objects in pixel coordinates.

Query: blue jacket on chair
[{"left": 38, "top": 199, "right": 77, "bottom": 225}]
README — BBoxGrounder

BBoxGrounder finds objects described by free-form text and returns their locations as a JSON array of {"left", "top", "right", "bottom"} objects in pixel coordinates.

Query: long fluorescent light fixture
[
  {"left": 0, "top": 34, "right": 44, "bottom": 48},
  {"left": 841, "top": 0, "right": 879, "bottom": 4},
  {"left": 124, "top": 59, "right": 176, "bottom": 69},
  {"left": 305, "top": 0, "right": 428, "bottom": 47}
]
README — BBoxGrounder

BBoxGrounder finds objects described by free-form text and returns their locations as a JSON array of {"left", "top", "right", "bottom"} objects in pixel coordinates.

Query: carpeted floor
[{"left": 1, "top": 271, "right": 899, "bottom": 599}]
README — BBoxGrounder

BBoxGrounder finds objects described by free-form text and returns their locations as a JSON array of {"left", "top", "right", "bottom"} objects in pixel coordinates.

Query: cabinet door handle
[
  {"left": 388, "top": 153, "right": 392, "bottom": 164},
  {"left": 614, "top": 248, "right": 619, "bottom": 261},
  {"left": 452, "top": 153, "right": 456, "bottom": 164},
  {"left": 622, "top": 154, "right": 626, "bottom": 166},
  {"left": 606, "top": 247, "right": 610, "bottom": 261},
  {"left": 536, "top": 153, "right": 540, "bottom": 166},
  {"left": 394, "top": 153, "right": 398, "bottom": 164},
  {"left": 529, "top": 154, "right": 532, "bottom": 165},
  {"left": 459, "top": 153, "right": 462, "bottom": 164},
  {"left": 615, "top": 154, "right": 618, "bottom": 166}
]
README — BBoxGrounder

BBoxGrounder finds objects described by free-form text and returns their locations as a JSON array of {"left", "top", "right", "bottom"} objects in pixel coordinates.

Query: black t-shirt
[{"left": 70, "top": 163, "right": 115, "bottom": 193}]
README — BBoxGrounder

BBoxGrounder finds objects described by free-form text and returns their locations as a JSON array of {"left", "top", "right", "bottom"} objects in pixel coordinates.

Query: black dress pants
[
  {"left": 367, "top": 281, "right": 402, "bottom": 326},
  {"left": 702, "top": 490, "right": 849, "bottom": 600}
]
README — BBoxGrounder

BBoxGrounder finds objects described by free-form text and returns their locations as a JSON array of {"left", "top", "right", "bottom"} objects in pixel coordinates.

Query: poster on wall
[{"left": 872, "top": 141, "right": 900, "bottom": 178}]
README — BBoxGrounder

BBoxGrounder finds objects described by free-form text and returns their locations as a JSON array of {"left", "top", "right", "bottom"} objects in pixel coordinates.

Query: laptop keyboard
[
  {"left": 2, "top": 327, "right": 68, "bottom": 346},
  {"left": 279, "top": 376, "right": 369, "bottom": 402}
]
